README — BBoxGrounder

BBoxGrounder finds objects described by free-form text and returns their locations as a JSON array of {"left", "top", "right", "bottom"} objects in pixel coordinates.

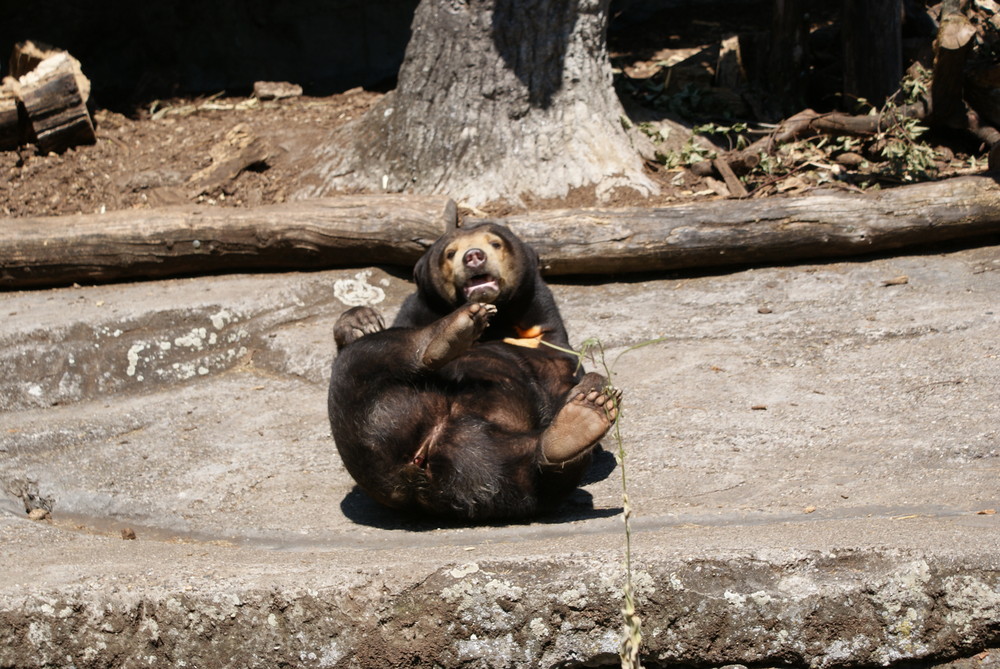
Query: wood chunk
[
  {"left": 187, "top": 123, "right": 273, "bottom": 195},
  {"left": 253, "top": 81, "right": 303, "bottom": 100},
  {"left": 712, "top": 158, "right": 749, "bottom": 197},
  {"left": 11, "top": 42, "right": 95, "bottom": 153},
  {"left": 931, "top": 5, "right": 977, "bottom": 127},
  {"left": 10, "top": 40, "right": 91, "bottom": 104}
]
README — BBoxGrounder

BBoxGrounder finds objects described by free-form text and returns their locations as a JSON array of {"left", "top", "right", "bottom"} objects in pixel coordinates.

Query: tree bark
[
  {"left": 842, "top": 0, "right": 903, "bottom": 109},
  {"left": 296, "top": 0, "right": 655, "bottom": 207},
  {"left": 0, "top": 196, "right": 455, "bottom": 289}
]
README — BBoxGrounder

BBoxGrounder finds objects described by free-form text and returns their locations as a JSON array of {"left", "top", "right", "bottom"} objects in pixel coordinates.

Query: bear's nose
[{"left": 463, "top": 248, "right": 486, "bottom": 269}]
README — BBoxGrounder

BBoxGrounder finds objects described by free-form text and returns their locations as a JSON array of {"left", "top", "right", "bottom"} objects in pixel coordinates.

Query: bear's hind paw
[{"left": 334, "top": 306, "right": 386, "bottom": 350}]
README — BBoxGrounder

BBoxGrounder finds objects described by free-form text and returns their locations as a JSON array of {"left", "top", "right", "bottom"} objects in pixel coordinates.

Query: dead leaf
[
  {"left": 803, "top": 505, "right": 817, "bottom": 514},
  {"left": 976, "top": 508, "right": 996, "bottom": 515},
  {"left": 882, "top": 275, "right": 909, "bottom": 287}
]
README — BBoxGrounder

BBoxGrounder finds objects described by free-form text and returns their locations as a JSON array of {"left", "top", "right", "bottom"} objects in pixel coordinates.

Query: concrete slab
[{"left": 1, "top": 243, "right": 998, "bottom": 667}]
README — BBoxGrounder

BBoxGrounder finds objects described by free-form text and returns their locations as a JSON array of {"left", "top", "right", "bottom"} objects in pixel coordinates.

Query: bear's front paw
[{"left": 420, "top": 303, "right": 497, "bottom": 369}]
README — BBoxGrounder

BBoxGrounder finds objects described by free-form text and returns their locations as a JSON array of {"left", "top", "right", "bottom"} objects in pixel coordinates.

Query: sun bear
[{"left": 327, "top": 222, "right": 620, "bottom": 520}]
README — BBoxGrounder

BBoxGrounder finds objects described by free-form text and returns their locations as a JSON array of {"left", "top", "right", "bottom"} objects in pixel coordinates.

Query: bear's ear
[
  {"left": 508, "top": 227, "right": 540, "bottom": 274},
  {"left": 413, "top": 236, "right": 445, "bottom": 294},
  {"left": 413, "top": 248, "right": 431, "bottom": 286},
  {"left": 525, "top": 241, "right": 540, "bottom": 269}
]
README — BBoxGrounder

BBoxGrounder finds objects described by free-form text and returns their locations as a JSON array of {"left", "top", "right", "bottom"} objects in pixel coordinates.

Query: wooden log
[
  {"left": 0, "top": 195, "right": 457, "bottom": 289},
  {"left": 17, "top": 51, "right": 95, "bottom": 153},
  {"left": 9, "top": 41, "right": 91, "bottom": 104},
  {"left": 488, "top": 175, "right": 1000, "bottom": 275},
  {"left": 3, "top": 179, "right": 999, "bottom": 289},
  {"left": 930, "top": 1, "right": 977, "bottom": 127}
]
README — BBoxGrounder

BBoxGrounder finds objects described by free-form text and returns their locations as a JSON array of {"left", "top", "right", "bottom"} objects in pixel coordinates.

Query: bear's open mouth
[{"left": 463, "top": 274, "right": 500, "bottom": 300}]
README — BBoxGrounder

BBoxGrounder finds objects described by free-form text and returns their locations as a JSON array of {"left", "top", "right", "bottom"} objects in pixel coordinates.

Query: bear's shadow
[{"left": 339, "top": 445, "right": 621, "bottom": 531}]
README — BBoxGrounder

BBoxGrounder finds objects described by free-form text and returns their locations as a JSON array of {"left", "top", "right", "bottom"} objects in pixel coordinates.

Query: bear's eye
[
  {"left": 490, "top": 241, "right": 502, "bottom": 250},
  {"left": 445, "top": 249, "right": 457, "bottom": 260}
]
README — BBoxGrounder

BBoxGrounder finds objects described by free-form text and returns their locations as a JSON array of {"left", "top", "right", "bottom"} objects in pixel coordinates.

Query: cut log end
[{"left": 2, "top": 42, "right": 94, "bottom": 154}]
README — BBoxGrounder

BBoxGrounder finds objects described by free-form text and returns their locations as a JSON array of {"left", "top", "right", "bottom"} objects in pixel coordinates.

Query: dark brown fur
[{"left": 327, "top": 223, "right": 618, "bottom": 519}]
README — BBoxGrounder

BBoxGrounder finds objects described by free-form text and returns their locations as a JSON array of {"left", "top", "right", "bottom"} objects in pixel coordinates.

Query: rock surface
[{"left": 1, "top": 242, "right": 999, "bottom": 667}]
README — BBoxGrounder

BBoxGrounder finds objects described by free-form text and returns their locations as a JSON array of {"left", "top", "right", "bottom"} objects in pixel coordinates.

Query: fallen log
[
  {"left": 0, "top": 195, "right": 456, "bottom": 289},
  {"left": 3, "top": 177, "right": 1000, "bottom": 289},
  {"left": 490, "top": 175, "right": 1000, "bottom": 275}
]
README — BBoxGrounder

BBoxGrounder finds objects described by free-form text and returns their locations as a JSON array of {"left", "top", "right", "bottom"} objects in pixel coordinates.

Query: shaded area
[
  {"left": 491, "top": 0, "right": 579, "bottom": 109},
  {"left": 0, "top": 0, "right": 418, "bottom": 108},
  {"left": 339, "top": 446, "right": 621, "bottom": 530}
]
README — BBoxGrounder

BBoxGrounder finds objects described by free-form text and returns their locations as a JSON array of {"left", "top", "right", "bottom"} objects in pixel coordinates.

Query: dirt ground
[
  {"left": 4, "top": 87, "right": 982, "bottom": 221},
  {"left": 0, "top": 86, "right": 716, "bottom": 219},
  {"left": 0, "top": 90, "right": 383, "bottom": 218}
]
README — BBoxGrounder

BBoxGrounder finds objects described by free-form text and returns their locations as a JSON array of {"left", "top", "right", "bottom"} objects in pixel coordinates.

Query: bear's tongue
[{"left": 463, "top": 275, "right": 499, "bottom": 301}]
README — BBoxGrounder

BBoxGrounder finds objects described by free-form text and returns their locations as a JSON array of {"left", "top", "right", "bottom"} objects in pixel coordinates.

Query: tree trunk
[
  {"left": 842, "top": 0, "right": 903, "bottom": 109},
  {"left": 296, "top": 0, "right": 655, "bottom": 207}
]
